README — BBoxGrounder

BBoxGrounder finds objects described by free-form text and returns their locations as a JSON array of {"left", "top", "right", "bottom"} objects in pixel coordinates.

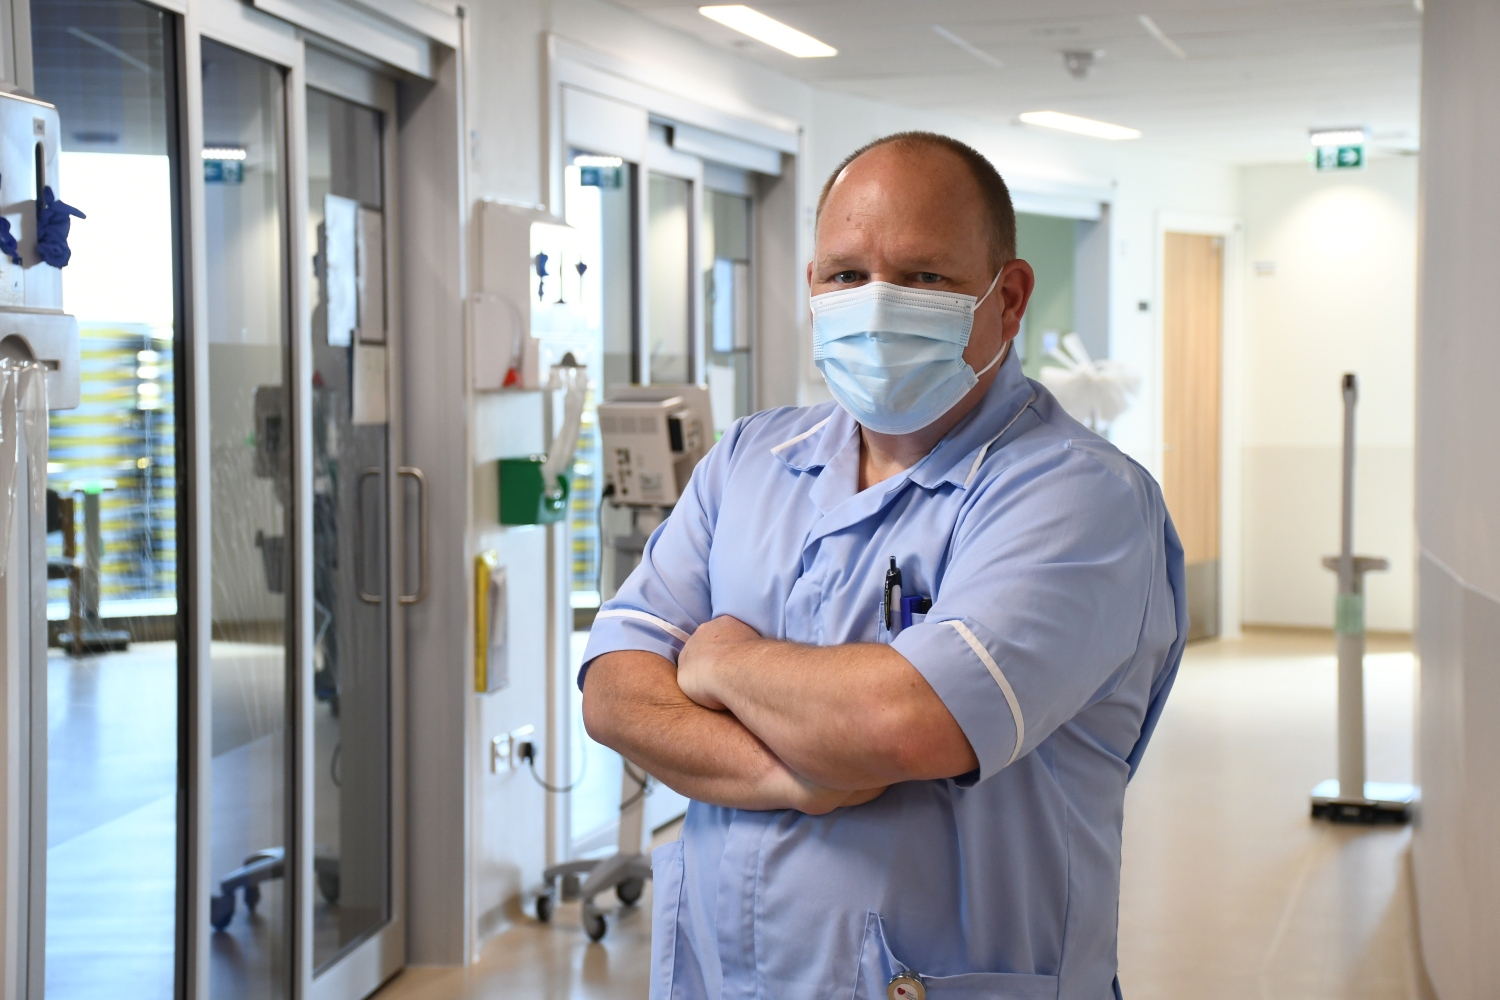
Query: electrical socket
[{"left": 490, "top": 724, "right": 536, "bottom": 773}]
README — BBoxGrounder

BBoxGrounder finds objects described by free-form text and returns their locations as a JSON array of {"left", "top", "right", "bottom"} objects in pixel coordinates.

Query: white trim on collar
[{"left": 960, "top": 390, "right": 1038, "bottom": 490}]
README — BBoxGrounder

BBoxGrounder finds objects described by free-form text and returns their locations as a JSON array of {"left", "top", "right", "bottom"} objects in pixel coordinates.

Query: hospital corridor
[{"left": 1, "top": 1, "right": 1496, "bottom": 999}]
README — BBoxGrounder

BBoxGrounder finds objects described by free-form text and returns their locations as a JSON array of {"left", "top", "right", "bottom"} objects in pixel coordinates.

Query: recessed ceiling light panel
[
  {"left": 1019, "top": 111, "right": 1141, "bottom": 141},
  {"left": 699, "top": 5, "right": 837, "bottom": 58}
]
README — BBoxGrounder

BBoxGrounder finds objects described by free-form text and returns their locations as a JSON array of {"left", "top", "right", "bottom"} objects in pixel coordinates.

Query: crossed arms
[{"left": 581, "top": 614, "right": 979, "bottom": 815}]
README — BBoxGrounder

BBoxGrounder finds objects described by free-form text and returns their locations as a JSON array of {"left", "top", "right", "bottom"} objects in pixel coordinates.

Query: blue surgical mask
[{"left": 810, "top": 273, "right": 1006, "bottom": 435}]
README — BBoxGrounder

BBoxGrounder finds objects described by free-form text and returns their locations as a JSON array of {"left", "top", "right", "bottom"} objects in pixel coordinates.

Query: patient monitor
[
  {"left": 595, "top": 383, "right": 713, "bottom": 601},
  {"left": 596, "top": 383, "right": 712, "bottom": 506}
]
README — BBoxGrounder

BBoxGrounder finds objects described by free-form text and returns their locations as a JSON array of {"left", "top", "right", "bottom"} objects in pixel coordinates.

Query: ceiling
[{"left": 613, "top": 0, "right": 1423, "bottom": 164}]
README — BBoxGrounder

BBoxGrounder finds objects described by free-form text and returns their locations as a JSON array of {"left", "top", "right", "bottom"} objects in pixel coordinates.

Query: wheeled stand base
[
  {"left": 1310, "top": 779, "right": 1416, "bottom": 824},
  {"left": 535, "top": 852, "right": 652, "bottom": 941}
]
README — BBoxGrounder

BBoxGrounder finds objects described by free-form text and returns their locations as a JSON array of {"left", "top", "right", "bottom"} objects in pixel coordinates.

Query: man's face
[{"left": 808, "top": 144, "right": 1034, "bottom": 372}]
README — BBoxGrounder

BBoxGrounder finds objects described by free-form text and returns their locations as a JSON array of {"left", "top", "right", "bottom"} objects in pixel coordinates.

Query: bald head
[{"left": 816, "top": 132, "right": 1016, "bottom": 268}]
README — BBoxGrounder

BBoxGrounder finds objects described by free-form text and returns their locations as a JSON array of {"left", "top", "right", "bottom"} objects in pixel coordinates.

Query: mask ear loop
[
  {"left": 973, "top": 269, "right": 1004, "bottom": 309},
  {"left": 970, "top": 269, "right": 1009, "bottom": 378}
]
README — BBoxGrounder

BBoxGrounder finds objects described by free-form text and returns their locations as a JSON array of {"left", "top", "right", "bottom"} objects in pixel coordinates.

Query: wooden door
[{"left": 1162, "top": 232, "right": 1223, "bottom": 640}]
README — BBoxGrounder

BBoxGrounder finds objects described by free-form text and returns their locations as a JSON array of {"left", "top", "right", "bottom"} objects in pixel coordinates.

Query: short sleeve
[
  {"left": 578, "top": 418, "right": 747, "bottom": 688},
  {"left": 890, "top": 443, "right": 1164, "bottom": 783}
]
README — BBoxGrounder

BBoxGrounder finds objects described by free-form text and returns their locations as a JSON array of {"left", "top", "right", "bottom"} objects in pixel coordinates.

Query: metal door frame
[
  {"left": 180, "top": 4, "right": 306, "bottom": 999},
  {"left": 642, "top": 131, "right": 705, "bottom": 387},
  {"left": 179, "top": 1, "right": 410, "bottom": 997},
  {"left": 297, "top": 50, "right": 407, "bottom": 1000}
]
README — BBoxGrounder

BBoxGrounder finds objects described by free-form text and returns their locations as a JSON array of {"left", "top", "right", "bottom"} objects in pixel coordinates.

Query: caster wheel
[
  {"left": 535, "top": 893, "right": 553, "bottom": 923},
  {"left": 583, "top": 911, "right": 607, "bottom": 942},
  {"left": 317, "top": 870, "right": 341, "bottom": 905},
  {"left": 616, "top": 877, "right": 644, "bottom": 906},
  {"left": 210, "top": 893, "right": 235, "bottom": 931},
  {"left": 244, "top": 882, "right": 261, "bottom": 912},
  {"left": 561, "top": 873, "right": 581, "bottom": 901}
]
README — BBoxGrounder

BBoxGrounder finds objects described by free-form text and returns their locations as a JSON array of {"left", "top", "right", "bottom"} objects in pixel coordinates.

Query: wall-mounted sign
[{"left": 1315, "top": 145, "right": 1364, "bottom": 171}]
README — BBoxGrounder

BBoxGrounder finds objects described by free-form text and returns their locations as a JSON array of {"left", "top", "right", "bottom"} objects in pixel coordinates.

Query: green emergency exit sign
[{"left": 1315, "top": 145, "right": 1364, "bottom": 171}]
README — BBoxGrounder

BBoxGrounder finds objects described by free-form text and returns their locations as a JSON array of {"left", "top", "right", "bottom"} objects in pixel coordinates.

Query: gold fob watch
[{"left": 887, "top": 972, "right": 926, "bottom": 1000}]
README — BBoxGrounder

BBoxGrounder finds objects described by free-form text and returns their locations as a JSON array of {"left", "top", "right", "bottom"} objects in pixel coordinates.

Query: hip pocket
[{"left": 852, "top": 912, "right": 1059, "bottom": 1000}]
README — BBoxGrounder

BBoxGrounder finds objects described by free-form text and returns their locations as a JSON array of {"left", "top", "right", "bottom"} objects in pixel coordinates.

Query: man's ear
[
  {"left": 806, "top": 259, "right": 815, "bottom": 288},
  {"left": 999, "top": 259, "right": 1036, "bottom": 342}
]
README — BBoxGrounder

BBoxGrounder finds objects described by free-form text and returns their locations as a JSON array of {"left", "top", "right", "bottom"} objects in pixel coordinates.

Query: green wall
[{"left": 1014, "top": 212, "right": 1075, "bottom": 378}]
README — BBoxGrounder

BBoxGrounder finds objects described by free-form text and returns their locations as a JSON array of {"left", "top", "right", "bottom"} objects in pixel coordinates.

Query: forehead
[{"left": 817, "top": 144, "right": 987, "bottom": 252}]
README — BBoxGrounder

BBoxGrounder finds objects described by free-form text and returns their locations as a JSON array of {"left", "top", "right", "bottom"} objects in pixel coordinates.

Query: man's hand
[
  {"left": 674, "top": 622, "right": 980, "bottom": 790},
  {"left": 677, "top": 614, "right": 760, "bottom": 711},
  {"left": 583, "top": 648, "right": 887, "bottom": 813}
]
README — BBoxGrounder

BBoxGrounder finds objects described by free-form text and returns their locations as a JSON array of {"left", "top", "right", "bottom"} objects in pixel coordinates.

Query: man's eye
[
  {"left": 831, "top": 271, "right": 862, "bottom": 283},
  {"left": 915, "top": 272, "right": 944, "bottom": 284}
]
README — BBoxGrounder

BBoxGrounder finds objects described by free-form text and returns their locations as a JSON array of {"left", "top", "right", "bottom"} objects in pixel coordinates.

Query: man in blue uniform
[{"left": 581, "top": 131, "right": 1186, "bottom": 1000}]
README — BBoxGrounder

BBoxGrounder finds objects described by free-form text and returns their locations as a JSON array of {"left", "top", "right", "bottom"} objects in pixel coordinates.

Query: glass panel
[
  {"left": 646, "top": 171, "right": 691, "bottom": 384},
  {"left": 201, "top": 38, "right": 290, "bottom": 1000},
  {"left": 305, "top": 86, "right": 391, "bottom": 971},
  {"left": 552, "top": 153, "right": 638, "bottom": 849},
  {"left": 31, "top": 0, "right": 182, "bottom": 996},
  {"left": 554, "top": 153, "right": 636, "bottom": 611},
  {"left": 704, "top": 189, "right": 752, "bottom": 436}
]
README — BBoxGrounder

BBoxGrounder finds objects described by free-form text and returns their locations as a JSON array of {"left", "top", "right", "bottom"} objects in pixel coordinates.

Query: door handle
[
  {"left": 357, "top": 467, "right": 382, "bottom": 604},
  {"left": 398, "top": 466, "right": 427, "bottom": 605}
]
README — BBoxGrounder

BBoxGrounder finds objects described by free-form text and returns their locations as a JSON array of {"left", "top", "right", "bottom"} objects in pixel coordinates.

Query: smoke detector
[{"left": 1062, "top": 49, "right": 1103, "bottom": 79}]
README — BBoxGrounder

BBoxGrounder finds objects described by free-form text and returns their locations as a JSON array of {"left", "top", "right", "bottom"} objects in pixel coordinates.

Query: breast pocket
[{"left": 852, "top": 912, "right": 1059, "bottom": 1000}]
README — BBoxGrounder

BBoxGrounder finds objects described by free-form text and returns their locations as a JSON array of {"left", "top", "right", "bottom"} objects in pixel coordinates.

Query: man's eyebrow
[
  {"left": 813, "top": 250, "right": 960, "bottom": 271},
  {"left": 812, "top": 251, "right": 866, "bottom": 270}
]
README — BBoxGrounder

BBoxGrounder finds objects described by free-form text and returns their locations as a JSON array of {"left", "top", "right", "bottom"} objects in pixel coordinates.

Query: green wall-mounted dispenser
[{"left": 498, "top": 455, "right": 569, "bottom": 525}]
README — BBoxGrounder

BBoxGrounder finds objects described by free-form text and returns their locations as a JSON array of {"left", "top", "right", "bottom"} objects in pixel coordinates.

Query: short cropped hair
[{"left": 815, "top": 131, "right": 1017, "bottom": 267}]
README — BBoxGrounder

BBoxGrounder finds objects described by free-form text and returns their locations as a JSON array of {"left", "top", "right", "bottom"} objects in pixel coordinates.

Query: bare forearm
[
  {"left": 581, "top": 650, "right": 801, "bottom": 811},
  {"left": 702, "top": 639, "right": 977, "bottom": 789}
]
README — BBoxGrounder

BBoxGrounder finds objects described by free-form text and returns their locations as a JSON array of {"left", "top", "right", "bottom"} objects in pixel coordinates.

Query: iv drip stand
[{"left": 1309, "top": 373, "right": 1414, "bottom": 823}]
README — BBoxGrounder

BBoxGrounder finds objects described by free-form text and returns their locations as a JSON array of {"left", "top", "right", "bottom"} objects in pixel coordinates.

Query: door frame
[
  {"left": 300, "top": 51, "right": 408, "bottom": 1000},
  {"left": 643, "top": 129, "right": 705, "bottom": 386},
  {"left": 182, "top": 0, "right": 415, "bottom": 996},
  {"left": 180, "top": 3, "right": 308, "bottom": 998},
  {"left": 1154, "top": 211, "right": 1244, "bottom": 640}
]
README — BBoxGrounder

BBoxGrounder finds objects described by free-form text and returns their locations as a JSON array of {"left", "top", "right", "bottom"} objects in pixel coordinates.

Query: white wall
[
  {"left": 1239, "top": 157, "right": 1417, "bottom": 631},
  {"left": 1412, "top": 2, "right": 1500, "bottom": 996},
  {"left": 454, "top": 0, "right": 1243, "bottom": 952}
]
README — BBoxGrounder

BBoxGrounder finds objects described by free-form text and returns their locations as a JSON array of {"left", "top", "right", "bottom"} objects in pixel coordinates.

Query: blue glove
[{"left": 36, "top": 185, "right": 85, "bottom": 269}]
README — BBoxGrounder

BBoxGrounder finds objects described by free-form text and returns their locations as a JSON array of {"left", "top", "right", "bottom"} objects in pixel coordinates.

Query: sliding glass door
[
  {"left": 304, "top": 80, "right": 393, "bottom": 976},
  {"left": 199, "top": 35, "right": 293, "bottom": 1000},
  {"left": 31, "top": 2, "right": 186, "bottom": 997}
]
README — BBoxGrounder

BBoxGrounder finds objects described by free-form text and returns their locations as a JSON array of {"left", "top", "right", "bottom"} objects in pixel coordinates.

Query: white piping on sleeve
[
  {"left": 594, "top": 609, "right": 693, "bottom": 644},
  {"left": 947, "top": 619, "right": 1026, "bottom": 766},
  {"left": 962, "top": 390, "right": 1037, "bottom": 489},
  {"left": 769, "top": 417, "right": 832, "bottom": 455}
]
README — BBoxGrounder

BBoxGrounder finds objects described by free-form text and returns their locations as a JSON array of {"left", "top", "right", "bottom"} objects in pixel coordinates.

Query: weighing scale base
[{"left": 1310, "top": 779, "right": 1415, "bottom": 824}]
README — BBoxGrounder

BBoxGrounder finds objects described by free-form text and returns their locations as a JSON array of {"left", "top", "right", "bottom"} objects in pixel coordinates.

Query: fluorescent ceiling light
[
  {"left": 1309, "top": 127, "right": 1367, "bottom": 146},
  {"left": 699, "top": 5, "right": 837, "bottom": 58},
  {"left": 1019, "top": 111, "right": 1141, "bottom": 141},
  {"left": 573, "top": 154, "right": 624, "bottom": 167},
  {"left": 201, "top": 146, "right": 246, "bottom": 161}
]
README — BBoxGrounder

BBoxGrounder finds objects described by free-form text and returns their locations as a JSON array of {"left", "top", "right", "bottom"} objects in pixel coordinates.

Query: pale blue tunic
[{"left": 582, "top": 350, "right": 1186, "bottom": 1000}]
